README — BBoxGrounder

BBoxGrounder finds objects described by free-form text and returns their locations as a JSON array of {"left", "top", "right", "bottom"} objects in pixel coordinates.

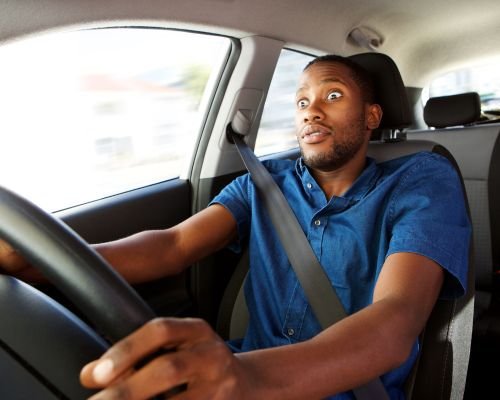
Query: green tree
[{"left": 183, "top": 64, "right": 211, "bottom": 108}]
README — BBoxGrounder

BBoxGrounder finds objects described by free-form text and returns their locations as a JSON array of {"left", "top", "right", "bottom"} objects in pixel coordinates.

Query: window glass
[
  {"left": 424, "top": 60, "right": 500, "bottom": 115},
  {"left": 255, "top": 50, "right": 313, "bottom": 156},
  {"left": 0, "top": 28, "right": 229, "bottom": 211}
]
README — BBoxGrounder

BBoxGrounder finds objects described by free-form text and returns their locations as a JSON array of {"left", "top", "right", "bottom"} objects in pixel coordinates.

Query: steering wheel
[{"left": 0, "top": 185, "right": 156, "bottom": 399}]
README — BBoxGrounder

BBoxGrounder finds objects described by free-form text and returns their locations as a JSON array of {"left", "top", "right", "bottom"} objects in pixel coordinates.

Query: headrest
[
  {"left": 349, "top": 53, "right": 412, "bottom": 130},
  {"left": 424, "top": 92, "right": 481, "bottom": 128}
]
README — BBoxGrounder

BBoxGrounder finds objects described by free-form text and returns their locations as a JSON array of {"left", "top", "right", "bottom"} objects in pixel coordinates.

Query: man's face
[{"left": 295, "top": 61, "right": 376, "bottom": 172}]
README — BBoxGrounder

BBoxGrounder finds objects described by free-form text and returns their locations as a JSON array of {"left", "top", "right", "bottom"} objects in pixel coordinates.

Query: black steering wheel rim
[{"left": 0, "top": 185, "right": 155, "bottom": 342}]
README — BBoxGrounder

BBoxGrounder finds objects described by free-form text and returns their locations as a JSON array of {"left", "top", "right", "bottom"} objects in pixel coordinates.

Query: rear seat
[{"left": 407, "top": 93, "right": 500, "bottom": 326}]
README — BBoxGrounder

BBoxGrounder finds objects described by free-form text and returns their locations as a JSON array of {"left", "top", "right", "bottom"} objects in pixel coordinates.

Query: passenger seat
[{"left": 407, "top": 92, "right": 500, "bottom": 326}]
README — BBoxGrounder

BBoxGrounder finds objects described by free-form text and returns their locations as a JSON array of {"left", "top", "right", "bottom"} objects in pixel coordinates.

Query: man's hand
[
  {"left": 0, "top": 239, "right": 29, "bottom": 274},
  {"left": 80, "top": 318, "right": 252, "bottom": 400}
]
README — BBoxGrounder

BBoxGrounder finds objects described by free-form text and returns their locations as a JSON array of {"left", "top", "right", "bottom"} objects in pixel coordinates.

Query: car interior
[{"left": 0, "top": 0, "right": 499, "bottom": 399}]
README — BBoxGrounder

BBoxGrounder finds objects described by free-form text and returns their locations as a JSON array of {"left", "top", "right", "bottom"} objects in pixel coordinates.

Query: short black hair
[{"left": 304, "top": 55, "right": 375, "bottom": 104}]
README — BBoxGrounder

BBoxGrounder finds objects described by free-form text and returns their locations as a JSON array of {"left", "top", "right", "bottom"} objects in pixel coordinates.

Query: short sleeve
[
  {"left": 209, "top": 173, "right": 252, "bottom": 253},
  {"left": 386, "top": 153, "right": 472, "bottom": 298}
]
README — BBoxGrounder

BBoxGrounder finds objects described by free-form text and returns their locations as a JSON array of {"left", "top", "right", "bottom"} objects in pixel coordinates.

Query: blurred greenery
[{"left": 183, "top": 64, "right": 211, "bottom": 107}]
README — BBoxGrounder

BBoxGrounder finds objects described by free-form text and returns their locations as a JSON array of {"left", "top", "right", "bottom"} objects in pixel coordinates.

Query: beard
[{"left": 299, "top": 115, "right": 367, "bottom": 171}]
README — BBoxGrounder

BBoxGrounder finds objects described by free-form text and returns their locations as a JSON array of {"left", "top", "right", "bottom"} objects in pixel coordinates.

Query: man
[{"left": 0, "top": 55, "right": 470, "bottom": 399}]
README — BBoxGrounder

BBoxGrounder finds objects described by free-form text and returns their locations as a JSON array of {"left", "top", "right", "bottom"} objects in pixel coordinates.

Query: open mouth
[{"left": 300, "top": 124, "right": 332, "bottom": 143}]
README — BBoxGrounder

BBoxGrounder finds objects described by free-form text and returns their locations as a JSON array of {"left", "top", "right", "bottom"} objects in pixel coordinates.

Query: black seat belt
[{"left": 228, "top": 124, "right": 389, "bottom": 400}]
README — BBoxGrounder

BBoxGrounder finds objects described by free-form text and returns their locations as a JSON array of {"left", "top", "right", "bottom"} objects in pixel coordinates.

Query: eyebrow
[{"left": 296, "top": 78, "right": 348, "bottom": 96}]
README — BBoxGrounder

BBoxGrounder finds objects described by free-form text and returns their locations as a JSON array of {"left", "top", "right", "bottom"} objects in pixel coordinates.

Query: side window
[
  {"left": 255, "top": 50, "right": 313, "bottom": 156},
  {"left": 0, "top": 28, "right": 230, "bottom": 211}
]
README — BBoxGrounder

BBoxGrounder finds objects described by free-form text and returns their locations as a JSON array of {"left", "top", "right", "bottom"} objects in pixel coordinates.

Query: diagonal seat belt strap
[
  {"left": 228, "top": 125, "right": 389, "bottom": 400},
  {"left": 230, "top": 130, "right": 346, "bottom": 325}
]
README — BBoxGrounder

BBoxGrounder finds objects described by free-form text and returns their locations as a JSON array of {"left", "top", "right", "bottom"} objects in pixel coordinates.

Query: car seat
[{"left": 408, "top": 93, "right": 500, "bottom": 326}]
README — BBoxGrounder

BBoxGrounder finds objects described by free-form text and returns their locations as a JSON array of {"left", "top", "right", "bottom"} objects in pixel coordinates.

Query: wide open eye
[
  {"left": 297, "top": 98, "right": 310, "bottom": 109},
  {"left": 327, "top": 91, "right": 342, "bottom": 101}
]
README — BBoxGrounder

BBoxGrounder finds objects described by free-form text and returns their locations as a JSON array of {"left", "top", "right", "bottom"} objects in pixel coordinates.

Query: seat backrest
[
  {"left": 368, "top": 141, "right": 475, "bottom": 400},
  {"left": 408, "top": 93, "right": 500, "bottom": 320},
  {"left": 217, "top": 53, "right": 474, "bottom": 400},
  {"left": 423, "top": 92, "right": 482, "bottom": 129}
]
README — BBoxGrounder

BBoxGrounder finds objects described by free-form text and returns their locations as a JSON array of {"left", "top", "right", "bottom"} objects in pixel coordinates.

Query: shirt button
[
  {"left": 287, "top": 328, "right": 295, "bottom": 336},
  {"left": 306, "top": 183, "right": 312, "bottom": 189},
  {"left": 314, "top": 219, "right": 321, "bottom": 226}
]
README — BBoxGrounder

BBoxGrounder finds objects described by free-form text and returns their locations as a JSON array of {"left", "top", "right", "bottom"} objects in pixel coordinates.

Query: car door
[
  {"left": 0, "top": 23, "right": 299, "bottom": 325},
  {"left": 0, "top": 27, "right": 234, "bottom": 319}
]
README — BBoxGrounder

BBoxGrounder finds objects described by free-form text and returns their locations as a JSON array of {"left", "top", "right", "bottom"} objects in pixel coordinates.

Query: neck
[{"left": 309, "top": 149, "right": 367, "bottom": 199}]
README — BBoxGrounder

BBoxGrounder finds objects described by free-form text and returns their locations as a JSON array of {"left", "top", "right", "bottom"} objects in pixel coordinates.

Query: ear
[{"left": 366, "top": 103, "right": 383, "bottom": 130}]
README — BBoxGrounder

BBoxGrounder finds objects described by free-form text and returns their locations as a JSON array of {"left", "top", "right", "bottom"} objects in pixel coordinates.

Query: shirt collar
[{"left": 295, "top": 157, "right": 381, "bottom": 203}]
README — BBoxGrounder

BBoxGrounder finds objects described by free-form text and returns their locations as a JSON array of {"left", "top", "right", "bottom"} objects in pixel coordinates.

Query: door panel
[
  {"left": 52, "top": 178, "right": 194, "bottom": 318},
  {"left": 58, "top": 179, "right": 190, "bottom": 244}
]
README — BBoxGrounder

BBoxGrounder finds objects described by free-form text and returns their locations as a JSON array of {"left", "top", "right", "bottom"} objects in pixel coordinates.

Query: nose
[{"left": 302, "top": 99, "right": 325, "bottom": 123}]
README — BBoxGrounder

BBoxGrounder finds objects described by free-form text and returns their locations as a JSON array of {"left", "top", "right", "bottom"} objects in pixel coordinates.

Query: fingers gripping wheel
[{"left": 0, "top": 185, "right": 155, "bottom": 342}]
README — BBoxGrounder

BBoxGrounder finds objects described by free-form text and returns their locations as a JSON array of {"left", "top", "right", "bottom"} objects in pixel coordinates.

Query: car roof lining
[{"left": 1, "top": 0, "right": 500, "bottom": 87}]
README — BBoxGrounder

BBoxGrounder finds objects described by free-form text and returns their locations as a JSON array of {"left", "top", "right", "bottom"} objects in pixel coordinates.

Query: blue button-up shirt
[{"left": 211, "top": 152, "right": 471, "bottom": 399}]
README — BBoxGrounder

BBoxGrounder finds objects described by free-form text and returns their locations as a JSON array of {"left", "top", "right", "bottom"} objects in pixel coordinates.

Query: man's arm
[
  {"left": 236, "top": 252, "right": 444, "bottom": 398},
  {"left": 80, "top": 252, "right": 444, "bottom": 399},
  {"left": 0, "top": 204, "right": 238, "bottom": 284},
  {"left": 93, "top": 204, "right": 238, "bottom": 283}
]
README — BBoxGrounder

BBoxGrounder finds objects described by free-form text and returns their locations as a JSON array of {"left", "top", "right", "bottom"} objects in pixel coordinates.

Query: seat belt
[{"left": 227, "top": 123, "right": 389, "bottom": 400}]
